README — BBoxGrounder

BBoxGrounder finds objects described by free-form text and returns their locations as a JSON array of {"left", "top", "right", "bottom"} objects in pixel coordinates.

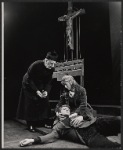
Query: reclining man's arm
[{"left": 20, "top": 130, "right": 59, "bottom": 147}]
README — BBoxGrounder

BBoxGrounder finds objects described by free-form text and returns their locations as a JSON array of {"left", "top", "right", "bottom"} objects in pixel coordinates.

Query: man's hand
[
  {"left": 20, "top": 139, "right": 34, "bottom": 147},
  {"left": 70, "top": 116, "right": 83, "bottom": 127}
]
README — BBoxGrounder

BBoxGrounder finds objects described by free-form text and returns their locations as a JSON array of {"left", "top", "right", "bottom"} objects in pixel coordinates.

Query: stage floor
[
  {"left": 3, "top": 119, "right": 88, "bottom": 149},
  {"left": 3, "top": 119, "right": 121, "bottom": 149}
]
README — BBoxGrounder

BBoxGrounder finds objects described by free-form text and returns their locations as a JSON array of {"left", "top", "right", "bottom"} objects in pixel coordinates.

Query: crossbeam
[{"left": 58, "top": 9, "right": 85, "bottom": 21}]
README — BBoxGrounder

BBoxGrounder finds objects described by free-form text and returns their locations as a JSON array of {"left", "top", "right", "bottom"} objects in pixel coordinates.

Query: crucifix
[
  {"left": 58, "top": 2, "right": 85, "bottom": 61},
  {"left": 52, "top": 2, "right": 85, "bottom": 87}
]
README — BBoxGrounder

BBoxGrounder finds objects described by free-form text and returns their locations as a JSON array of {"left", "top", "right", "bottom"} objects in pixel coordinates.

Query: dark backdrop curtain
[{"left": 109, "top": 2, "right": 121, "bottom": 105}]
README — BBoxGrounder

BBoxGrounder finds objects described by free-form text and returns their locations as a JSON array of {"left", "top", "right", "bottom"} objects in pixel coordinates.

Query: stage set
[{"left": 3, "top": 1, "right": 121, "bottom": 148}]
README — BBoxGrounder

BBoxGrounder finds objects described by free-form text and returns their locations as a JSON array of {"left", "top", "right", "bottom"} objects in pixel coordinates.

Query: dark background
[{"left": 4, "top": 2, "right": 121, "bottom": 118}]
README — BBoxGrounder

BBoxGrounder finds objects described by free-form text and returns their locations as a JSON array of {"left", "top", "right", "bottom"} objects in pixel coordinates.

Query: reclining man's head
[{"left": 57, "top": 105, "right": 71, "bottom": 116}]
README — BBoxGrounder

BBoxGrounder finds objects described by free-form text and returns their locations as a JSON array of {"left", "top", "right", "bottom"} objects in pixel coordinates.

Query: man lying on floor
[{"left": 20, "top": 105, "right": 121, "bottom": 148}]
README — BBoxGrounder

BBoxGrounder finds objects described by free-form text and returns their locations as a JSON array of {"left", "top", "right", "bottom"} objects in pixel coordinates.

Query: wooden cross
[{"left": 58, "top": 2, "right": 85, "bottom": 60}]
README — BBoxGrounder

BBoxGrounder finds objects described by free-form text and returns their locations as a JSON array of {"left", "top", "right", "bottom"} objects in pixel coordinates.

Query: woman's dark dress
[{"left": 16, "top": 60, "right": 54, "bottom": 121}]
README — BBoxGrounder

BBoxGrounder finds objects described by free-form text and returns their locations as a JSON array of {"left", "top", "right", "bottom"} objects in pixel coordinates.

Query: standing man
[{"left": 16, "top": 51, "right": 58, "bottom": 132}]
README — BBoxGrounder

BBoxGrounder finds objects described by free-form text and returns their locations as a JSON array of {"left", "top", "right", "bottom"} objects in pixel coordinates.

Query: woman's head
[
  {"left": 44, "top": 58, "right": 56, "bottom": 69},
  {"left": 61, "top": 75, "right": 76, "bottom": 90},
  {"left": 46, "top": 51, "right": 58, "bottom": 61},
  {"left": 44, "top": 51, "right": 58, "bottom": 69}
]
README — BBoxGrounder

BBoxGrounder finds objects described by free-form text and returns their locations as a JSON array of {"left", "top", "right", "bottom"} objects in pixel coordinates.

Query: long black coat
[{"left": 16, "top": 60, "right": 54, "bottom": 121}]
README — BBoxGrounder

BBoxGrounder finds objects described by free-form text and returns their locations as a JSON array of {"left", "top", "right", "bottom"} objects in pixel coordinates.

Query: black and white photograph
[{"left": 1, "top": 0, "right": 122, "bottom": 149}]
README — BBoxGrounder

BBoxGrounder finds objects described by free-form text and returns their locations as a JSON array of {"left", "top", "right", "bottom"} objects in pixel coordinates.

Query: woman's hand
[
  {"left": 36, "top": 90, "right": 43, "bottom": 98},
  {"left": 20, "top": 139, "right": 34, "bottom": 147},
  {"left": 36, "top": 90, "right": 48, "bottom": 98},
  {"left": 70, "top": 115, "right": 83, "bottom": 127},
  {"left": 42, "top": 91, "right": 48, "bottom": 98}
]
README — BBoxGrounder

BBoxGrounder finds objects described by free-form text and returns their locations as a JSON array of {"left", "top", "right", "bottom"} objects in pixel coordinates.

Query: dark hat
[{"left": 46, "top": 51, "right": 58, "bottom": 61}]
